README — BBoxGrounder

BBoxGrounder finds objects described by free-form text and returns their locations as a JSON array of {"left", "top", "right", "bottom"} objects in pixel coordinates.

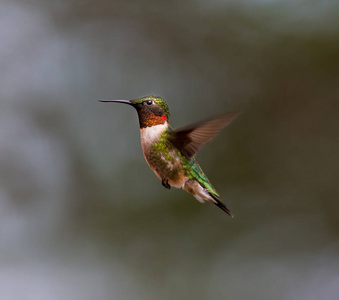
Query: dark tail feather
[
  {"left": 202, "top": 185, "right": 233, "bottom": 217},
  {"left": 214, "top": 200, "right": 233, "bottom": 218},
  {"left": 209, "top": 193, "right": 233, "bottom": 218}
]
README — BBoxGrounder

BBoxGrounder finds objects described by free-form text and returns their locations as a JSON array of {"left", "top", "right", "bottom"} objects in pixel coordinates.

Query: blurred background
[{"left": 1, "top": 0, "right": 339, "bottom": 299}]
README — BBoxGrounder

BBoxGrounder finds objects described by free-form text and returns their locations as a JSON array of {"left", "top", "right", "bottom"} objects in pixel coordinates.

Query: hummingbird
[{"left": 99, "top": 95, "right": 240, "bottom": 217}]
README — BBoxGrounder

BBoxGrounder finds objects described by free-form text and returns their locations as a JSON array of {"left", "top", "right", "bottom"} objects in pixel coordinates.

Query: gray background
[{"left": 1, "top": 0, "right": 338, "bottom": 299}]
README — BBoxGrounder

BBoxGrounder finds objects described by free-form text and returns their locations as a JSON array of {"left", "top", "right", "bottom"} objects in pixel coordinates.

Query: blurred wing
[{"left": 169, "top": 112, "right": 241, "bottom": 159}]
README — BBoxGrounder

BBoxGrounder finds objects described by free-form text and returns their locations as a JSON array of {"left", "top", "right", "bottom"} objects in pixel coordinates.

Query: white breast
[
  {"left": 140, "top": 122, "right": 186, "bottom": 188},
  {"left": 140, "top": 122, "right": 168, "bottom": 152}
]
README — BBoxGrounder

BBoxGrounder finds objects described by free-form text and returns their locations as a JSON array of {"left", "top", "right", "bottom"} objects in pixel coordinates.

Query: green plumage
[
  {"left": 149, "top": 128, "right": 220, "bottom": 200},
  {"left": 131, "top": 95, "right": 170, "bottom": 119},
  {"left": 184, "top": 158, "right": 220, "bottom": 200}
]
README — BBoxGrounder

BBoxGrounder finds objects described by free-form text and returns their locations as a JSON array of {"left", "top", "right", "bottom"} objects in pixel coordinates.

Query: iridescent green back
[{"left": 181, "top": 155, "right": 220, "bottom": 200}]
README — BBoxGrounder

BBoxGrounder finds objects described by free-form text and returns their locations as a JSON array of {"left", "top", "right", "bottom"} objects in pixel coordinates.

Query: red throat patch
[{"left": 142, "top": 113, "right": 166, "bottom": 127}]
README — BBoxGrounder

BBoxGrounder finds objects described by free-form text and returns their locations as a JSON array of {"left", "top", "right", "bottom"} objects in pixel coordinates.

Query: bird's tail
[
  {"left": 183, "top": 178, "right": 233, "bottom": 217},
  {"left": 210, "top": 193, "right": 233, "bottom": 218}
]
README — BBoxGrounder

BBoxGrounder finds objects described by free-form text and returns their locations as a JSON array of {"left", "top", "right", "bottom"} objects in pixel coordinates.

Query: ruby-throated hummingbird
[{"left": 99, "top": 95, "right": 240, "bottom": 217}]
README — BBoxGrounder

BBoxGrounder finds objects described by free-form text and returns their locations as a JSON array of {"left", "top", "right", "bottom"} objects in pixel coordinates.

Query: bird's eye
[{"left": 145, "top": 100, "right": 153, "bottom": 105}]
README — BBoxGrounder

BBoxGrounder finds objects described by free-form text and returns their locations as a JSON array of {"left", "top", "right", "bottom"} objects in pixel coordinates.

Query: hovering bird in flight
[{"left": 99, "top": 95, "right": 240, "bottom": 216}]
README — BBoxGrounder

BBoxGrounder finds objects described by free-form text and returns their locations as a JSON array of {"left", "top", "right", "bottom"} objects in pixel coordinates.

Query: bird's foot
[{"left": 162, "top": 178, "right": 171, "bottom": 189}]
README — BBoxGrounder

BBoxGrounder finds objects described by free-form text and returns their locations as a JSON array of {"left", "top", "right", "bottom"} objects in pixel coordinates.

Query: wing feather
[{"left": 169, "top": 112, "right": 241, "bottom": 159}]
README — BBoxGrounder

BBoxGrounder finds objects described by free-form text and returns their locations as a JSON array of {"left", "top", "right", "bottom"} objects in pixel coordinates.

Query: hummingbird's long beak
[{"left": 98, "top": 99, "right": 134, "bottom": 106}]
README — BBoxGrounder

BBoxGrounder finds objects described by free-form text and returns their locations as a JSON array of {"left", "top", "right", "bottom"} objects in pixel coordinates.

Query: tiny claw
[{"left": 162, "top": 178, "right": 171, "bottom": 189}]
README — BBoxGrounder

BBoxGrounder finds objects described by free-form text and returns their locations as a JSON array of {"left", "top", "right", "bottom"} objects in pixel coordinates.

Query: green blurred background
[{"left": 1, "top": 0, "right": 339, "bottom": 299}]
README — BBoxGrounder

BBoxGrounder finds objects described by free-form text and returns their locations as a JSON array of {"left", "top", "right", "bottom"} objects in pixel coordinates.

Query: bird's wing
[{"left": 168, "top": 112, "right": 241, "bottom": 159}]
